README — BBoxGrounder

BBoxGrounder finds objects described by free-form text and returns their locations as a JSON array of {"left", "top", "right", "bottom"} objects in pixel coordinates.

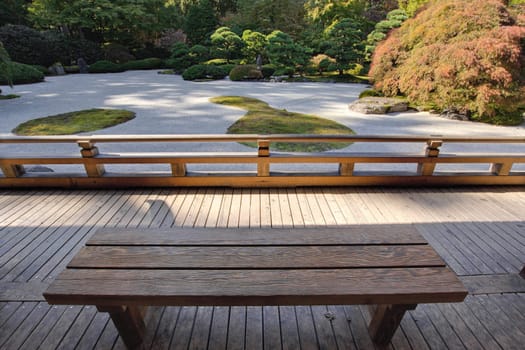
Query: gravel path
[{"left": 1, "top": 70, "right": 523, "bottom": 173}]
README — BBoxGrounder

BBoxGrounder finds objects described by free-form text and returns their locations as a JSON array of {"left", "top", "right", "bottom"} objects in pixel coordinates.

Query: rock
[
  {"left": 48, "top": 63, "right": 66, "bottom": 76},
  {"left": 27, "top": 166, "right": 54, "bottom": 173},
  {"left": 348, "top": 97, "right": 408, "bottom": 114},
  {"left": 77, "top": 57, "right": 89, "bottom": 74},
  {"left": 439, "top": 109, "right": 470, "bottom": 121}
]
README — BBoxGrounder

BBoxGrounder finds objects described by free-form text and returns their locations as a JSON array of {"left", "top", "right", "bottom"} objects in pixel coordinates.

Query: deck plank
[
  {"left": 226, "top": 306, "right": 245, "bottom": 350},
  {"left": 263, "top": 306, "right": 281, "bottom": 350},
  {"left": 0, "top": 187, "right": 524, "bottom": 349},
  {"left": 19, "top": 304, "right": 67, "bottom": 350},
  {"left": 280, "top": 306, "right": 301, "bottom": 350},
  {"left": 0, "top": 302, "right": 45, "bottom": 350},
  {"left": 463, "top": 296, "right": 520, "bottom": 350},
  {"left": 208, "top": 307, "right": 229, "bottom": 349},
  {"left": 150, "top": 306, "right": 180, "bottom": 349},
  {"left": 245, "top": 306, "right": 263, "bottom": 350}
]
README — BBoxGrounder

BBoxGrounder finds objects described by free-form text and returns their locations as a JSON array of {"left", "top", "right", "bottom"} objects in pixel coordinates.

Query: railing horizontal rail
[
  {"left": 1, "top": 134, "right": 524, "bottom": 188},
  {"left": 1, "top": 134, "right": 524, "bottom": 144}
]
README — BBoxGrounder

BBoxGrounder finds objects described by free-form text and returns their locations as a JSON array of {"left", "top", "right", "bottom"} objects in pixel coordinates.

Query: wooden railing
[{"left": 0, "top": 134, "right": 524, "bottom": 188}]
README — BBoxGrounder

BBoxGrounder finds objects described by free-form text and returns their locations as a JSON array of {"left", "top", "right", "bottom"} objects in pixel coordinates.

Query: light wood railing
[{"left": 0, "top": 134, "right": 524, "bottom": 188}]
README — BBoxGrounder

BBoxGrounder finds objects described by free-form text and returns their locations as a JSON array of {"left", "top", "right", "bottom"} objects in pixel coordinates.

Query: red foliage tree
[{"left": 369, "top": 0, "right": 525, "bottom": 124}]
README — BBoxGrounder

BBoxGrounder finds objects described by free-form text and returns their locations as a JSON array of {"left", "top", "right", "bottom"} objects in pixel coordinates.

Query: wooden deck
[{"left": 1, "top": 186, "right": 524, "bottom": 349}]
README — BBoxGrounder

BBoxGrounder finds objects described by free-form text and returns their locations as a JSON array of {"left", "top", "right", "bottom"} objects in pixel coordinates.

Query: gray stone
[
  {"left": 77, "top": 57, "right": 88, "bottom": 74},
  {"left": 348, "top": 97, "right": 408, "bottom": 114},
  {"left": 439, "top": 109, "right": 470, "bottom": 121},
  {"left": 27, "top": 166, "right": 54, "bottom": 173},
  {"left": 48, "top": 64, "right": 66, "bottom": 76}
]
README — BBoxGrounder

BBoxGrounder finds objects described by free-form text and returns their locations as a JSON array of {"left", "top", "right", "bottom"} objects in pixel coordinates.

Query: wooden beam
[
  {"left": 339, "top": 163, "right": 354, "bottom": 176},
  {"left": 417, "top": 140, "right": 442, "bottom": 176},
  {"left": 0, "top": 163, "right": 25, "bottom": 177},
  {"left": 170, "top": 163, "right": 186, "bottom": 177},
  {"left": 368, "top": 304, "right": 417, "bottom": 346},
  {"left": 96, "top": 305, "right": 146, "bottom": 349},
  {"left": 1, "top": 174, "right": 525, "bottom": 188},
  {"left": 490, "top": 162, "right": 512, "bottom": 176},
  {"left": 78, "top": 141, "right": 105, "bottom": 177}
]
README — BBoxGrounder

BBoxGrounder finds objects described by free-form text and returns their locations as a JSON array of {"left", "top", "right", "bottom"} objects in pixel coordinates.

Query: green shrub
[
  {"left": 261, "top": 64, "right": 276, "bottom": 78},
  {"left": 218, "top": 64, "right": 235, "bottom": 75},
  {"left": 182, "top": 64, "right": 228, "bottom": 81},
  {"left": 229, "top": 65, "right": 263, "bottom": 81},
  {"left": 370, "top": 0, "right": 525, "bottom": 125},
  {"left": 182, "top": 65, "right": 206, "bottom": 80},
  {"left": 189, "top": 44, "right": 209, "bottom": 63},
  {"left": 274, "top": 66, "right": 295, "bottom": 77},
  {"left": 164, "top": 57, "right": 193, "bottom": 73},
  {"left": 122, "top": 58, "right": 163, "bottom": 71},
  {"left": 31, "top": 65, "right": 49, "bottom": 75},
  {"left": 88, "top": 60, "right": 126, "bottom": 73},
  {"left": 209, "top": 65, "right": 230, "bottom": 79},
  {"left": 203, "top": 60, "right": 235, "bottom": 74},
  {"left": 170, "top": 42, "right": 189, "bottom": 58},
  {"left": 0, "top": 62, "right": 44, "bottom": 85}
]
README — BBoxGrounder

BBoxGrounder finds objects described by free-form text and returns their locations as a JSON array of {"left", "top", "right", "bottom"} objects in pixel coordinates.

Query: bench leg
[
  {"left": 97, "top": 305, "right": 147, "bottom": 349},
  {"left": 368, "top": 304, "right": 417, "bottom": 346}
]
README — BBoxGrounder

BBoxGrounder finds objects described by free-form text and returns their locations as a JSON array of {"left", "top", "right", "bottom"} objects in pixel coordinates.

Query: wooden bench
[{"left": 43, "top": 225, "right": 467, "bottom": 349}]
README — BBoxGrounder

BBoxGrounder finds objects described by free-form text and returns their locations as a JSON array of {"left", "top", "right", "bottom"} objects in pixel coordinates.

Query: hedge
[
  {"left": 229, "top": 64, "right": 263, "bottom": 81},
  {"left": 88, "top": 60, "right": 126, "bottom": 73},
  {"left": 0, "top": 62, "right": 44, "bottom": 85},
  {"left": 182, "top": 64, "right": 228, "bottom": 81}
]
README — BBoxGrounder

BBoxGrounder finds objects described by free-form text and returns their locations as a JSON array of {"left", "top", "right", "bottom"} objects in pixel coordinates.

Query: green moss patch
[
  {"left": 0, "top": 94, "right": 20, "bottom": 100},
  {"left": 13, "top": 108, "right": 135, "bottom": 135},
  {"left": 211, "top": 96, "right": 354, "bottom": 152}
]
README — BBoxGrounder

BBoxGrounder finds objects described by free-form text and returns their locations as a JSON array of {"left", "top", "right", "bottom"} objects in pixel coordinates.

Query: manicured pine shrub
[
  {"left": 261, "top": 64, "right": 276, "bottom": 78},
  {"left": 88, "top": 60, "right": 126, "bottom": 73},
  {"left": 182, "top": 64, "right": 228, "bottom": 81},
  {"left": 229, "top": 65, "right": 263, "bottom": 81},
  {"left": 370, "top": 0, "right": 525, "bottom": 125},
  {"left": 218, "top": 64, "right": 236, "bottom": 75}
]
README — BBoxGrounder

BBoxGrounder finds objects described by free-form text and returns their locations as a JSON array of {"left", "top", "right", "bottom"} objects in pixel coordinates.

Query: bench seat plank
[
  {"left": 87, "top": 226, "right": 427, "bottom": 246},
  {"left": 44, "top": 267, "right": 467, "bottom": 307},
  {"left": 68, "top": 245, "right": 446, "bottom": 269}
]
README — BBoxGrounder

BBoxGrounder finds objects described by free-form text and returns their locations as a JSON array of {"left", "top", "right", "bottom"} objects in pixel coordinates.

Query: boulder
[
  {"left": 48, "top": 63, "right": 66, "bottom": 76},
  {"left": 348, "top": 97, "right": 408, "bottom": 114},
  {"left": 439, "top": 108, "right": 470, "bottom": 121}
]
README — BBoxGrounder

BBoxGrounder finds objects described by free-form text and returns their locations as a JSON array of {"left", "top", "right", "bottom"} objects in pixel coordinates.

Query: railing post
[
  {"left": 257, "top": 140, "right": 270, "bottom": 176},
  {"left": 0, "top": 163, "right": 25, "bottom": 177},
  {"left": 78, "top": 140, "right": 105, "bottom": 177},
  {"left": 339, "top": 162, "right": 354, "bottom": 176},
  {"left": 490, "top": 162, "right": 512, "bottom": 176},
  {"left": 417, "top": 140, "right": 442, "bottom": 176},
  {"left": 171, "top": 163, "right": 187, "bottom": 177}
]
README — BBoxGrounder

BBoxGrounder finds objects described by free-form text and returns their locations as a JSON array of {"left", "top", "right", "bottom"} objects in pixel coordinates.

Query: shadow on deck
[{"left": 0, "top": 186, "right": 524, "bottom": 349}]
